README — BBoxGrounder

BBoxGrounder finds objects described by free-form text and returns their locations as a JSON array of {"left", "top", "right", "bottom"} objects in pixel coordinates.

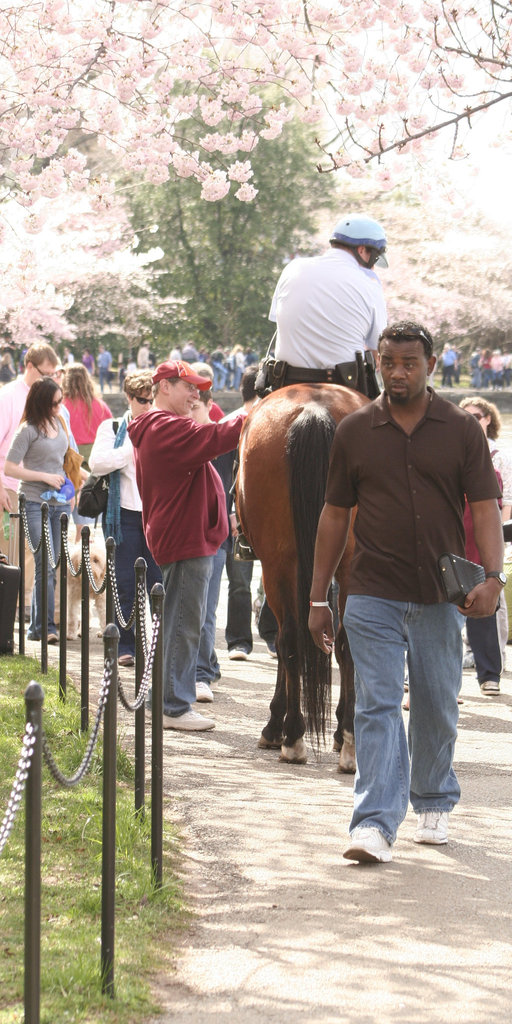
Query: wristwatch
[{"left": 485, "top": 571, "right": 507, "bottom": 586}]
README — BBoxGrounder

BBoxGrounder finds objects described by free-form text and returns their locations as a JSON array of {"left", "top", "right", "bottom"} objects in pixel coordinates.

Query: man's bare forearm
[{"left": 310, "top": 503, "right": 352, "bottom": 601}]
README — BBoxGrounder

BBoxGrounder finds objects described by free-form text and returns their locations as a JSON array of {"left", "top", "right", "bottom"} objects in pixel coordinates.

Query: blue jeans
[
  {"left": 99, "top": 368, "right": 111, "bottom": 393},
  {"left": 25, "top": 500, "right": 71, "bottom": 638},
  {"left": 466, "top": 610, "right": 501, "bottom": 685},
  {"left": 104, "top": 508, "right": 162, "bottom": 657},
  {"left": 196, "top": 547, "right": 226, "bottom": 683},
  {"left": 212, "top": 363, "right": 227, "bottom": 390},
  {"left": 161, "top": 556, "right": 213, "bottom": 717},
  {"left": 343, "top": 595, "right": 463, "bottom": 844},
  {"left": 225, "top": 550, "right": 253, "bottom": 653}
]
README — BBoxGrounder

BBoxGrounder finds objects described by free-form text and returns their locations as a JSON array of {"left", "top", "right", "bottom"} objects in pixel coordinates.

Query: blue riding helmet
[{"left": 330, "top": 215, "right": 388, "bottom": 267}]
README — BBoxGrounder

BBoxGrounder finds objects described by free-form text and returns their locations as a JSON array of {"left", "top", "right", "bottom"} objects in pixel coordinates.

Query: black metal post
[
  {"left": 80, "top": 527, "right": 90, "bottom": 732},
  {"left": 40, "top": 503, "right": 49, "bottom": 674},
  {"left": 101, "top": 623, "right": 119, "bottom": 998},
  {"left": 105, "top": 537, "right": 116, "bottom": 628},
  {"left": 58, "top": 513, "right": 68, "bottom": 701},
  {"left": 24, "top": 681, "right": 44, "bottom": 1024},
  {"left": 150, "top": 583, "right": 164, "bottom": 889},
  {"left": 134, "top": 557, "right": 147, "bottom": 816},
  {"left": 14, "top": 504, "right": 25, "bottom": 655}
]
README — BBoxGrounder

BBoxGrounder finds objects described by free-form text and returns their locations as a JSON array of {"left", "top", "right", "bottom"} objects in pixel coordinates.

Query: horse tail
[{"left": 286, "top": 402, "right": 337, "bottom": 744}]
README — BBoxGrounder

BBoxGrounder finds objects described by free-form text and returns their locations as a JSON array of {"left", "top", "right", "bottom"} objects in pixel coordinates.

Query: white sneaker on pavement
[
  {"left": 163, "top": 710, "right": 215, "bottom": 731},
  {"left": 414, "top": 811, "right": 449, "bottom": 844},
  {"left": 228, "top": 647, "right": 249, "bottom": 661},
  {"left": 343, "top": 826, "right": 393, "bottom": 863},
  {"left": 195, "top": 681, "right": 214, "bottom": 703}
]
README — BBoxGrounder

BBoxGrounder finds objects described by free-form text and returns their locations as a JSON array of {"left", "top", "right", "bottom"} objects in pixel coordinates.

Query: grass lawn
[{"left": 0, "top": 655, "right": 186, "bottom": 1024}]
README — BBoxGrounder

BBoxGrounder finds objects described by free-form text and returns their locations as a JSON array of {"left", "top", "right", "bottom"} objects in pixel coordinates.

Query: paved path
[{"left": 30, "top": 582, "right": 512, "bottom": 1024}]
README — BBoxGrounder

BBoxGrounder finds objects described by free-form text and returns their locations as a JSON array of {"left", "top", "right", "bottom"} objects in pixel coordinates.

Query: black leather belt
[{"left": 282, "top": 362, "right": 358, "bottom": 387}]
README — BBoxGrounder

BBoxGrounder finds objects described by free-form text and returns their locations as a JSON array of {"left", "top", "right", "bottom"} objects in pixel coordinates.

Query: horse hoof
[
  {"left": 337, "top": 730, "right": 356, "bottom": 774},
  {"left": 337, "top": 754, "right": 356, "bottom": 774},
  {"left": 258, "top": 733, "right": 283, "bottom": 750},
  {"left": 279, "top": 738, "right": 307, "bottom": 764}
]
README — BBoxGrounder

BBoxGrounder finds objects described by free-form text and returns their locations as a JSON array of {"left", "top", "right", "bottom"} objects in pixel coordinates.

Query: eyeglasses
[
  {"left": 51, "top": 399, "right": 62, "bottom": 408},
  {"left": 36, "top": 365, "right": 63, "bottom": 380},
  {"left": 470, "top": 411, "right": 485, "bottom": 421},
  {"left": 132, "top": 395, "right": 152, "bottom": 406}
]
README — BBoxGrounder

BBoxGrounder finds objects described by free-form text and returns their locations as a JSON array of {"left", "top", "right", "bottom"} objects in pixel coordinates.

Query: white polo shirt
[{"left": 269, "top": 248, "right": 387, "bottom": 368}]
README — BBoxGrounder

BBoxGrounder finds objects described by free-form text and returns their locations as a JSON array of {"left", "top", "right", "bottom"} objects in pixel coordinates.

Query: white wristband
[{"left": 309, "top": 601, "right": 330, "bottom": 607}]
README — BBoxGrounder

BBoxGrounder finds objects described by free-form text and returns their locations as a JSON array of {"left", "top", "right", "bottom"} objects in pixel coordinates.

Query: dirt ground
[{"left": 37, "top": 578, "right": 512, "bottom": 1024}]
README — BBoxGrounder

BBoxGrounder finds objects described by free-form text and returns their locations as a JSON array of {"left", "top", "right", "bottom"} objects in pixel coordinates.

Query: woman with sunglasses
[
  {"left": 88, "top": 370, "right": 162, "bottom": 667},
  {"left": 4, "top": 376, "right": 73, "bottom": 643}
]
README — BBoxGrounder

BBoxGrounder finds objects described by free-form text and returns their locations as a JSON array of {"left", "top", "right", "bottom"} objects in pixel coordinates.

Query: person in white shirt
[
  {"left": 88, "top": 370, "right": 162, "bottom": 667},
  {"left": 267, "top": 214, "right": 388, "bottom": 396}
]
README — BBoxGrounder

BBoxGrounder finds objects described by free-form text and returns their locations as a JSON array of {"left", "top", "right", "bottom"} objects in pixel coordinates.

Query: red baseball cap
[{"left": 152, "top": 360, "right": 212, "bottom": 390}]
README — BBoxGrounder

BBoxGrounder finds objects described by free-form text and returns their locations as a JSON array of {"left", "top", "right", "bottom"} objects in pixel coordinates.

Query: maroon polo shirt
[{"left": 325, "top": 389, "right": 501, "bottom": 604}]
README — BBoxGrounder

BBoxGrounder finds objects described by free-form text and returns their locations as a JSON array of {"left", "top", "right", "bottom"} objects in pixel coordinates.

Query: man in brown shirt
[{"left": 309, "top": 321, "right": 503, "bottom": 864}]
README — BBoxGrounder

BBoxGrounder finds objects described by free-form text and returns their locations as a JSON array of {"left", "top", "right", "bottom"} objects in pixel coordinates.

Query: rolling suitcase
[{"left": 0, "top": 554, "right": 21, "bottom": 654}]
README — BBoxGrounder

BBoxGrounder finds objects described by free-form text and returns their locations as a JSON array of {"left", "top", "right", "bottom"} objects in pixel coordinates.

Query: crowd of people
[
  {"left": 0, "top": 209, "right": 509, "bottom": 867},
  {"left": 438, "top": 343, "right": 512, "bottom": 390},
  {"left": 0, "top": 343, "right": 275, "bottom": 720}
]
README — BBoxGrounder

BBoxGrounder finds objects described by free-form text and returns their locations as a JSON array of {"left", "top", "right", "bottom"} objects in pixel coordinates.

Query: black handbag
[
  {"left": 438, "top": 552, "right": 486, "bottom": 604},
  {"left": 77, "top": 419, "right": 119, "bottom": 519},
  {"left": 77, "top": 474, "right": 110, "bottom": 518}
]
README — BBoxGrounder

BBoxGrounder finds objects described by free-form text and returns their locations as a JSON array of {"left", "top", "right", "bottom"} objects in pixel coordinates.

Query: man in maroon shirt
[
  {"left": 129, "top": 360, "right": 244, "bottom": 731},
  {"left": 309, "top": 321, "right": 503, "bottom": 862}
]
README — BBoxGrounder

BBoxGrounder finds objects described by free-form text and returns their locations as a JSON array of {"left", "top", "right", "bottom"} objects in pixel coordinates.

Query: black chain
[
  {"left": 83, "top": 542, "right": 108, "bottom": 595},
  {"left": 0, "top": 722, "right": 37, "bottom": 856},
  {"left": 106, "top": 548, "right": 137, "bottom": 630},
  {"left": 117, "top": 612, "right": 160, "bottom": 712},
  {"left": 62, "top": 526, "right": 82, "bottom": 577},
  {"left": 20, "top": 501, "right": 42, "bottom": 556},
  {"left": 43, "top": 515, "right": 60, "bottom": 571},
  {"left": 41, "top": 661, "right": 113, "bottom": 788}
]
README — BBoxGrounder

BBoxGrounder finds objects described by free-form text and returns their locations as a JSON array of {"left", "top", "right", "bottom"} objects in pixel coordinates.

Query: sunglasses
[
  {"left": 132, "top": 395, "right": 152, "bottom": 406},
  {"left": 36, "top": 365, "right": 63, "bottom": 380},
  {"left": 387, "top": 326, "right": 431, "bottom": 348},
  {"left": 470, "top": 411, "right": 486, "bottom": 421}
]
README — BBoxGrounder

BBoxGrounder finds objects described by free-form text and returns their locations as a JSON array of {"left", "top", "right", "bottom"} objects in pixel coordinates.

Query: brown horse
[{"left": 236, "top": 383, "right": 368, "bottom": 768}]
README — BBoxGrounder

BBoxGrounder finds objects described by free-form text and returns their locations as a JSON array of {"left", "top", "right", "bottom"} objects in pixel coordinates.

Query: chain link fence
[{"left": 1, "top": 502, "right": 165, "bottom": 1020}]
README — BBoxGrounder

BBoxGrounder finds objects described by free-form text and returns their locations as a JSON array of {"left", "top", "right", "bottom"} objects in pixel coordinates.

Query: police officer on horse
[
  {"left": 258, "top": 213, "right": 388, "bottom": 399},
  {"left": 237, "top": 214, "right": 388, "bottom": 559}
]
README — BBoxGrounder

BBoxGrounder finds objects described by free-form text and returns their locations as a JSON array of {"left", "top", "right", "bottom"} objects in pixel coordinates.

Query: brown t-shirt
[{"left": 325, "top": 389, "right": 501, "bottom": 604}]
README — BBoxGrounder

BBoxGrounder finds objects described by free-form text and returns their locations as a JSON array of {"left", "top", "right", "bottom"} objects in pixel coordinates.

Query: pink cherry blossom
[
  {"left": 0, "top": 0, "right": 507, "bottom": 209},
  {"left": 234, "top": 183, "right": 258, "bottom": 202}
]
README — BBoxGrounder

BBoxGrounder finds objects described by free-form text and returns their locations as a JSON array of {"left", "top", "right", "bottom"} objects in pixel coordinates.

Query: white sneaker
[
  {"left": 414, "top": 811, "right": 449, "bottom": 844},
  {"left": 228, "top": 647, "right": 249, "bottom": 661},
  {"left": 480, "top": 679, "right": 500, "bottom": 696},
  {"left": 195, "top": 681, "right": 214, "bottom": 703},
  {"left": 343, "top": 826, "right": 392, "bottom": 863},
  {"left": 163, "top": 710, "right": 215, "bottom": 731}
]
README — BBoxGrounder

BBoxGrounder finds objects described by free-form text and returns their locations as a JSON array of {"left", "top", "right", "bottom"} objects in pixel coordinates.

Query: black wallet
[{"left": 438, "top": 552, "right": 486, "bottom": 604}]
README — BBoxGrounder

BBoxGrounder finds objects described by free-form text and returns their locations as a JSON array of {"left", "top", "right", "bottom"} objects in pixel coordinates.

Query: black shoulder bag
[{"left": 77, "top": 420, "right": 118, "bottom": 519}]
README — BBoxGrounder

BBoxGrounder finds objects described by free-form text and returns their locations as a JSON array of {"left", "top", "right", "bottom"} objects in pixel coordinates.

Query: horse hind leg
[
  {"left": 258, "top": 652, "right": 286, "bottom": 749},
  {"left": 258, "top": 639, "right": 307, "bottom": 763},
  {"left": 278, "top": 617, "right": 308, "bottom": 764},
  {"left": 333, "top": 623, "right": 356, "bottom": 774}
]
